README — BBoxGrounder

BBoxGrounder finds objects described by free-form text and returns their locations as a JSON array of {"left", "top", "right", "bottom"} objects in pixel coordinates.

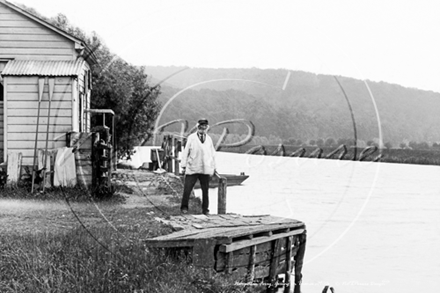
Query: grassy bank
[
  {"left": 0, "top": 171, "right": 253, "bottom": 293},
  {"left": 0, "top": 227, "right": 244, "bottom": 293}
]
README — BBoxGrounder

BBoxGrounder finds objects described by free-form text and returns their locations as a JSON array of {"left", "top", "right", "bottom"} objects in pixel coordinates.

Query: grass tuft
[
  {"left": 0, "top": 226, "right": 250, "bottom": 293},
  {"left": 0, "top": 183, "right": 127, "bottom": 203}
]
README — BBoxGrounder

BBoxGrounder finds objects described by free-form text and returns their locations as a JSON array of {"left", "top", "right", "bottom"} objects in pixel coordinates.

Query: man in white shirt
[{"left": 180, "top": 118, "right": 216, "bottom": 215}]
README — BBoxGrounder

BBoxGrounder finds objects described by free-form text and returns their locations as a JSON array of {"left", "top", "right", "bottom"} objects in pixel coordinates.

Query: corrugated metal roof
[{"left": 1, "top": 59, "right": 86, "bottom": 76}]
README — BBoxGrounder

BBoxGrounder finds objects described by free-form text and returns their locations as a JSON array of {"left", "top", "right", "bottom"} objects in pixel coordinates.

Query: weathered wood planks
[
  {"left": 6, "top": 151, "right": 21, "bottom": 187},
  {"left": 144, "top": 215, "right": 305, "bottom": 242},
  {"left": 143, "top": 213, "right": 307, "bottom": 290},
  {"left": 67, "top": 132, "right": 93, "bottom": 187},
  {"left": 219, "top": 229, "right": 305, "bottom": 253}
]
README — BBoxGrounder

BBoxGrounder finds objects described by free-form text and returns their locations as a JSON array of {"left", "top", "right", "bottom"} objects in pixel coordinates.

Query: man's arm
[
  {"left": 180, "top": 136, "right": 192, "bottom": 169},
  {"left": 210, "top": 137, "right": 217, "bottom": 172}
]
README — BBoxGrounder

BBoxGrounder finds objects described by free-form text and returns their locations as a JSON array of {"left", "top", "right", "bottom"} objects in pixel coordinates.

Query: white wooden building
[{"left": 0, "top": 0, "right": 96, "bottom": 167}]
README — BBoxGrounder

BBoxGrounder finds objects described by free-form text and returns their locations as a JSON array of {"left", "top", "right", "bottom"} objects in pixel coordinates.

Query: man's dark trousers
[{"left": 181, "top": 173, "right": 210, "bottom": 213}]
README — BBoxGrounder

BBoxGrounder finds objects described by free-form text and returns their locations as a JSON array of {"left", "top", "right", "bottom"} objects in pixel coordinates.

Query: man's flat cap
[{"left": 198, "top": 118, "right": 208, "bottom": 125}]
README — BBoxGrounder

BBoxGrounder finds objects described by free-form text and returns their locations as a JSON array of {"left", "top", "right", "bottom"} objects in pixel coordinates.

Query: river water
[{"left": 193, "top": 152, "right": 440, "bottom": 293}]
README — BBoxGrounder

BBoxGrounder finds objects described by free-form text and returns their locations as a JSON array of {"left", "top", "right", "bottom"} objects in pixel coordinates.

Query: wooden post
[
  {"left": 293, "top": 232, "right": 307, "bottom": 293},
  {"left": 284, "top": 236, "right": 293, "bottom": 293},
  {"left": 217, "top": 174, "right": 227, "bottom": 214},
  {"left": 173, "top": 137, "right": 179, "bottom": 175},
  {"left": 167, "top": 135, "right": 172, "bottom": 173},
  {"left": 247, "top": 244, "right": 257, "bottom": 283},
  {"left": 226, "top": 251, "right": 233, "bottom": 274},
  {"left": 268, "top": 239, "right": 283, "bottom": 292},
  {"left": 193, "top": 238, "right": 216, "bottom": 272},
  {"left": 6, "top": 152, "right": 22, "bottom": 188},
  {"left": 170, "top": 136, "right": 174, "bottom": 173}
]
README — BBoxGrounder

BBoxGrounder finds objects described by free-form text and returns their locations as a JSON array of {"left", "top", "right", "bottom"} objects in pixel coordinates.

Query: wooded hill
[{"left": 145, "top": 66, "right": 440, "bottom": 147}]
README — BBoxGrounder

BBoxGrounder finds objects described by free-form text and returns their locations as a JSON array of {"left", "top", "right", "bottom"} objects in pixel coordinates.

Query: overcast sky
[{"left": 15, "top": 0, "right": 440, "bottom": 93}]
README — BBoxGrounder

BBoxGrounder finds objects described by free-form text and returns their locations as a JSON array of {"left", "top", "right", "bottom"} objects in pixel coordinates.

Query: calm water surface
[{"left": 194, "top": 152, "right": 440, "bottom": 293}]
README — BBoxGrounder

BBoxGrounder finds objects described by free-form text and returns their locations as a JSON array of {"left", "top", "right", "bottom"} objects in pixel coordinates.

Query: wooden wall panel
[
  {"left": 8, "top": 108, "right": 71, "bottom": 117},
  {"left": 8, "top": 117, "right": 72, "bottom": 125},
  {"left": 8, "top": 101, "right": 72, "bottom": 109},
  {"left": 0, "top": 3, "right": 75, "bottom": 60},
  {"left": 7, "top": 84, "right": 72, "bottom": 94},
  {"left": 8, "top": 140, "right": 66, "bottom": 149},
  {"left": 5, "top": 76, "right": 73, "bottom": 166},
  {"left": 7, "top": 124, "right": 71, "bottom": 133},
  {"left": 8, "top": 76, "right": 71, "bottom": 84},
  {"left": 0, "top": 101, "right": 3, "bottom": 152}
]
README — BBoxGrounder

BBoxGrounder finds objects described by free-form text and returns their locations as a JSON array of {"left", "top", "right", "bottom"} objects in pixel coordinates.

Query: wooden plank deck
[
  {"left": 144, "top": 214, "right": 305, "bottom": 246},
  {"left": 142, "top": 214, "right": 307, "bottom": 293}
]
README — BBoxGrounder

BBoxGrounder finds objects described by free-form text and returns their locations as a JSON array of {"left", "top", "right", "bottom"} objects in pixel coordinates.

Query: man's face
[{"left": 197, "top": 125, "right": 208, "bottom": 134}]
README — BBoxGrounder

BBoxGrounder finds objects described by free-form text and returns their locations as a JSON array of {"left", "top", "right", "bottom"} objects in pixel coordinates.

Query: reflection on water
[{"left": 193, "top": 152, "right": 440, "bottom": 293}]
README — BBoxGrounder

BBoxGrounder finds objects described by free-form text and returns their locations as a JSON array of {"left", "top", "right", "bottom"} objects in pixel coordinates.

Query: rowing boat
[{"left": 181, "top": 173, "right": 249, "bottom": 188}]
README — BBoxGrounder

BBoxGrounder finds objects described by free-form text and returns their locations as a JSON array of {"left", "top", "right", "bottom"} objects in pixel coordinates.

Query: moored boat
[{"left": 181, "top": 173, "right": 249, "bottom": 188}]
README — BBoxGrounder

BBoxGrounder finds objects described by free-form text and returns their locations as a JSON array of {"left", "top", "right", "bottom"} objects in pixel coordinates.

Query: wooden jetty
[{"left": 143, "top": 213, "right": 307, "bottom": 293}]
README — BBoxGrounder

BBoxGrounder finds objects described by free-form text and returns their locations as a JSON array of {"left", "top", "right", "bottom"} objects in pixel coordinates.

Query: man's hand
[{"left": 180, "top": 167, "right": 186, "bottom": 175}]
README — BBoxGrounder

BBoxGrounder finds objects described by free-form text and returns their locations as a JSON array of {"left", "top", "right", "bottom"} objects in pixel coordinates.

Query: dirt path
[{"left": 0, "top": 169, "right": 184, "bottom": 236}]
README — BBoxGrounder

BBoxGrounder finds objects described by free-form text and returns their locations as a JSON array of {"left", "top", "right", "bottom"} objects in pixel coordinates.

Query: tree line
[
  {"left": 209, "top": 131, "right": 440, "bottom": 152},
  {"left": 148, "top": 66, "right": 440, "bottom": 148}
]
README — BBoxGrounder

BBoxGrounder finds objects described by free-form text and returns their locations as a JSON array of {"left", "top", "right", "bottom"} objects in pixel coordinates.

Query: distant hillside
[{"left": 144, "top": 66, "right": 440, "bottom": 147}]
